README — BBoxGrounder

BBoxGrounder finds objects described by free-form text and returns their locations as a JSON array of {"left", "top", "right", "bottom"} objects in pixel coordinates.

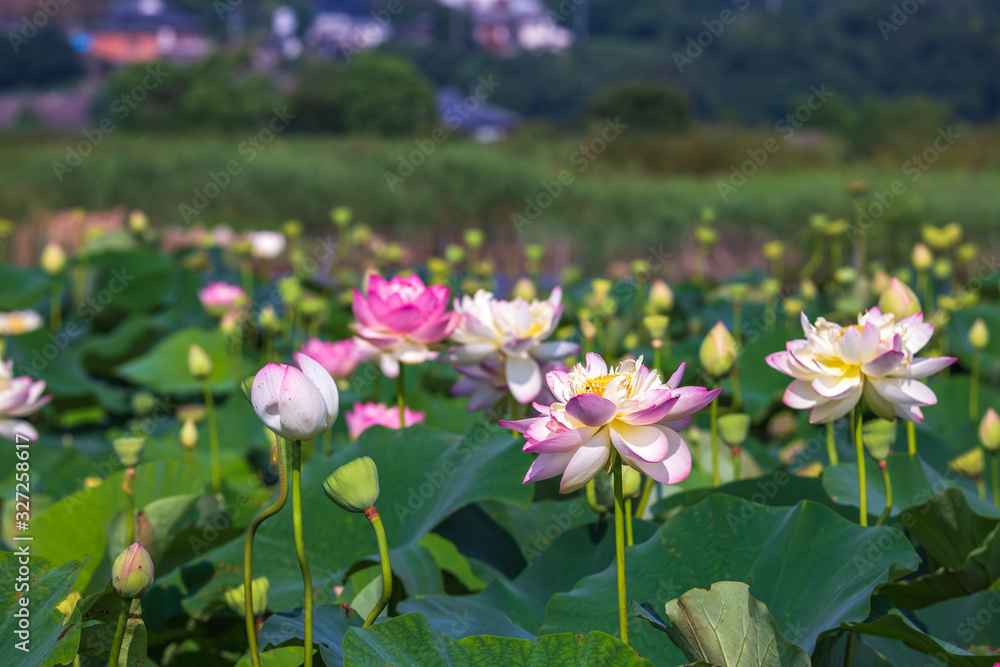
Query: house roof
[{"left": 98, "top": 0, "right": 204, "bottom": 33}]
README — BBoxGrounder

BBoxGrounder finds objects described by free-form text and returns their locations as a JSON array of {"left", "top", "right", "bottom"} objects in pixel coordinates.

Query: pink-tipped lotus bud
[{"left": 112, "top": 542, "right": 154, "bottom": 599}]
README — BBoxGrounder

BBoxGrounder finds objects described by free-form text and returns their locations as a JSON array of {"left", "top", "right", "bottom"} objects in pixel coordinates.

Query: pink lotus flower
[
  {"left": 345, "top": 402, "right": 425, "bottom": 440},
  {"left": 299, "top": 338, "right": 374, "bottom": 381},
  {"left": 501, "top": 353, "right": 721, "bottom": 493},
  {"left": 451, "top": 354, "right": 562, "bottom": 412},
  {"left": 351, "top": 274, "right": 461, "bottom": 378},
  {"left": 199, "top": 282, "right": 246, "bottom": 315},
  {"left": 766, "top": 308, "right": 955, "bottom": 423},
  {"left": 251, "top": 354, "right": 339, "bottom": 441},
  {"left": 0, "top": 360, "right": 52, "bottom": 441}
]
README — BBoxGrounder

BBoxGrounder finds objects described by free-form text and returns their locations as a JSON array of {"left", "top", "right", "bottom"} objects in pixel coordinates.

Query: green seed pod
[
  {"left": 861, "top": 419, "right": 896, "bottom": 462},
  {"left": 323, "top": 457, "right": 380, "bottom": 513},
  {"left": 113, "top": 437, "right": 145, "bottom": 468},
  {"left": 464, "top": 228, "right": 484, "bottom": 249},
  {"left": 224, "top": 577, "right": 270, "bottom": 618},
  {"left": 718, "top": 413, "right": 751, "bottom": 447}
]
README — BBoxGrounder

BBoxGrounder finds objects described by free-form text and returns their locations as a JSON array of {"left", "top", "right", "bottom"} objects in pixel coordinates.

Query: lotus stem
[
  {"left": 652, "top": 341, "right": 662, "bottom": 377},
  {"left": 827, "top": 420, "right": 839, "bottom": 466},
  {"left": 907, "top": 420, "right": 916, "bottom": 456},
  {"left": 976, "top": 476, "right": 986, "bottom": 499},
  {"left": 124, "top": 469, "right": 135, "bottom": 546},
  {"left": 363, "top": 507, "right": 392, "bottom": 628},
  {"left": 290, "top": 440, "right": 313, "bottom": 667},
  {"left": 970, "top": 351, "right": 981, "bottom": 422},
  {"left": 624, "top": 498, "right": 633, "bottom": 547},
  {"left": 396, "top": 364, "right": 406, "bottom": 429},
  {"left": 732, "top": 446, "right": 742, "bottom": 481},
  {"left": 993, "top": 452, "right": 1000, "bottom": 508},
  {"left": 244, "top": 437, "right": 288, "bottom": 667},
  {"left": 875, "top": 462, "right": 892, "bottom": 526},
  {"left": 844, "top": 631, "right": 856, "bottom": 667},
  {"left": 855, "top": 405, "right": 867, "bottom": 527},
  {"left": 108, "top": 597, "right": 129, "bottom": 666},
  {"left": 50, "top": 282, "right": 61, "bottom": 330},
  {"left": 634, "top": 476, "right": 654, "bottom": 519},
  {"left": 612, "top": 456, "right": 629, "bottom": 646},
  {"left": 711, "top": 385, "right": 720, "bottom": 487},
  {"left": 203, "top": 380, "right": 221, "bottom": 492}
]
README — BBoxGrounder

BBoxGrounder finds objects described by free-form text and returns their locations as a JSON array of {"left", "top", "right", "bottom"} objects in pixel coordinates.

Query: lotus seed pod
[
  {"left": 622, "top": 332, "right": 639, "bottom": 350},
  {"left": 761, "top": 278, "right": 781, "bottom": 298},
  {"left": 808, "top": 213, "right": 827, "bottom": 231},
  {"left": 224, "top": 577, "right": 270, "bottom": 617},
  {"left": 823, "top": 219, "right": 847, "bottom": 235},
  {"left": 643, "top": 315, "right": 669, "bottom": 341},
  {"left": 717, "top": 413, "right": 751, "bottom": 447},
  {"left": 511, "top": 277, "right": 537, "bottom": 301},
  {"left": 700, "top": 322, "right": 737, "bottom": 377},
  {"left": 444, "top": 244, "right": 465, "bottom": 265},
  {"left": 949, "top": 447, "right": 985, "bottom": 478},
  {"left": 524, "top": 244, "right": 544, "bottom": 262},
  {"left": 131, "top": 392, "right": 157, "bottom": 417},
  {"left": 956, "top": 242, "right": 977, "bottom": 264},
  {"left": 878, "top": 277, "right": 921, "bottom": 320},
  {"left": 861, "top": 419, "right": 896, "bottom": 462},
  {"left": 176, "top": 403, "right": 206, "bottom": 422},
  {"left": 978, "top": 408, "right": 1000, "bottom": 452},
  {"left": 281, "top": 220, "right": 302, "bottom": 239},
  {"left": 729, "top": 283, "right": 749, "bottom": 303},
  {"left": 112, "top": 542, "right": 154, "bottom": 599},
  {"left": 800, "top": 279, "right": 818, "bottom": 301},
  {"left": 277, "top": 276, "right": 303, "bottom": 306},
  {"left": 782, "top": 298, "right": 805, "bottom": 317},
  {"left": 323, "top": 457, "right": 380, "bottom": 513},
  {"left": 331, "top": 206, "right": 352, "bottom": 227},
  {"left": 187, "top": 344, "right": 213, "bottom": 380},
  {"left": 180, "top": 419, "right": 198, "bottom": 451},
  {"left": 834, "top": 267, "right": 858, "bottom": 285},
  {"left": 40, "top": 242, "right": 67, "bottom": 275},
  {"left": 694, "top": 225, "right": 718, "bottom": 246},
  {"left": 762, "top": 240, "right": 785, "bottom": 261},
  {"left": 464, "top": 228, "right": 484, "bottom": 248},
  {"left": 113, "top": 437, "right": 144, "bottom": 468},
  {"left": 912, "top": 243, "right": 933, "bottom": 270},
  {"left": 969, "top": 318, "right": 989, "bottom": 351},
  {"left": 933, "top": 258, "right": 952, "bottom": 280},
  {"left": 591, "top": 278, "right": 612, "bottom": 301}
]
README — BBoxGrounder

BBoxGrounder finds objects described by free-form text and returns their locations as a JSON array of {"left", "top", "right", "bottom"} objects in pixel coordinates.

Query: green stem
[
  {"left": 232, "top": 332, "right": 243, "bottom": 387},
  {"left": 244, "top": 438, "right": 288, "bottom": 667},
  {"left": 108, "top": 596, "right": 130, "bottom": 666},
  {"left": 203, "top": 381, "right": 221, "bottom": 492},
  {"left": 184, "top": 449, "right": 195, "bottom": 471},
  {"left": 855, "top": 405, "right": 867, "bottom": 527},
  {"left": 652, "top": 343, "right": 661, "bottom": 377},
  {"left": 711, "top": 384, "right": 720, "bottom": 487},
  {"left": 844, "top": 631, "right": 856, "bottom": 667},
  {"left": 290, "top": 441, "right": 313, "bottom": 667},
  {"left": 918, "top": 270, "right": 933, "bottom": 315},
  {"left": 993, "top": 452, "right": 999, "bottom": 508},
  {"left": 612, "top": 456, "right": 629, "bottom": 646},
  {"left": 634, "top": 476, "right": 655, "bottom": 518},
  {"left": 321, "top": 428, "right": 332, "bottom": 458},
  {"left": 907, "top": 420, "right": 916, "bottom": 456},
  {"left": 625, "top": 498, "right": 633, "bottom": 547},
  {"left": 364, "top": 509, "right": 393, "bottom": 628},
  {"left": 875, "top": 464, "right": 892, "bottom": 526},
  {"left": 241, "top": 258, "right": 253, "bottom": 298},
  {"left": 976, "top": 477, "right": 986, "bottom": 499},
  {"left": 396, "top": 364, "right": 406, "bottom": 429},
  {"left": 827, "top": 420, "right": 839, "bottom": 466},
  {"left": 125, "top": 483, "right": 135, "bottom": 547},
  {"left": 970, "top": 351, "right": 980, "bottom": 422},
  {"left": 50, "top": 282, "right": 61, "bottom": 330},
  {"left": 732, "top": 447, "right": 742, "bottom": 481},
  {"left": 731, "top": 365, "right": 742, "bottom": 411}
]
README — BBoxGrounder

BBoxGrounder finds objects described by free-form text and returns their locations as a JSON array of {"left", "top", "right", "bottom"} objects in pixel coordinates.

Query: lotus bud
[
  {"left": 956, "top": 243, "right": 977, "bottom": 264},
  {"left": 700, "top": 321, "right": 738, "bottom": 377},
  {"left": 762, "top": 241, "right": 785, "bottom": 261},
  {"left": 350, "top": 224, "right": 372, "bottom": 246},
  {"left": 444, "top": 244, "right": 465, "bottom": 265},
  {"left": 622, "top": 332, "right": 639, "bottom": 350},
  {"left": 511, "top": 277, "right": 536, "bottom": 301},
  {"left": 176, "top": 404, "right": 206, "bottom": 422},
  {"left": 591, "top": 278, "right": 612, "bottom": 302},
  {"left": 648, "top": 279, "right": 674, "bottom": 313},
  {"left": 824, "top": 219, "right": 847, "bottom": 235},
  {"left": 464, "top": 228, "right": 484, "bottom": 248},
  {"left": 224, "top": 577, "right": 270, "bottom": 617},
  {"left": 694, "top": 226, "right": 718, "bottom": 246},
  {"left": 845, "top": 178, "right": 870, "bottom": 197},
  {"left": 187, "top": 344, "right": 213, "bottom": 380},
  {"left": 761, "top": 278, "right": 781, "bottom": 298},
  {"left": 40, "top": 242, "right": 67, "bottom": 275},
  {"left": 113, "top": 437, "right": 144, "bottom": 468},
  {"left": 969, "top": 318, "right": 989, "bottom": 351},
  {"left": 933, "top": 258, "right": 952, "bottom": 281},
  {"left": 281, "top": 220, "right": 302, "bottom": 239},
  {"left": 878, "top": 277, "right": 921, "bottom": 320},
  {"left": 524, "top": 244, "right": 544, "bottom": 262},
  {"left": 948, "top": 447, "right": 984, "bottom": 479},
  {"left": 978, "top": 408, "right": 1000, "bottom": 452},
  {"left": 323, "top": 457, "right": 380, "bottom": 513},
  {"left": 643, "top": 315, "right": 669, "bottom": 341},
  {"left": 130, "top": 392, "right": 157, "bottom": 417},
  {"left": 559, "top": 264, "right": 582, "bottom": 285},
  {"left": 718, "top": 413, "right": 751, "bottom": 447},
  {"left": 112, "top": 542, "right": 154, "bottom": 599},
  {"left": 258, "top": 305, "right": 279, "bottom": 333},
  {"left": 861, "top": 418, "right": 895, "bottom": 462},
  {"left": 800, "top": 279, "right": 818, "bottom": 301},
  {"left": 299, "top": 295, "right": 325, "bottom": 318},
  {"left": 912, "top": 243, "right": 933, "bottom": 270},
  {"left": 872, "top": 269, "right": 890, "bottom": 295},
  {"left": 128, "top": 210, "right": 148, "bottom": 234},
  {"left": 331, "top": 206, "right": 352, "bottom": 228},
  {"left": 278, "top": 276, "right": 303, "bottom": 306},
  {"left": 782, "top": 298, "right": 805, "bottom": 317},
  {"left": 180, "top": 419, "right": 198, "bottom": 451},
  {"left": 835, "top": 267, "right": 857, "bottom": 285},
  {"left": 622, "top": 466, "right": 641, "bottom": 499},
  {"left": 808, "top": 214, "right": 827, "bottom": 231}
]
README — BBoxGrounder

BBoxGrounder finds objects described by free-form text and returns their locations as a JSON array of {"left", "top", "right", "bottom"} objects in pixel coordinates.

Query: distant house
[
  {"left": 307, "top": 0, "right": 388, "bottom": 60},
  {"left": 88, "top": 0, "right": 212, "bottom": 64},
  {"left": 437, "top": 88, "right": 518, "bottom": 142},
  {"left": 438, "top": 0, "right": 572, "bottom": 54}
]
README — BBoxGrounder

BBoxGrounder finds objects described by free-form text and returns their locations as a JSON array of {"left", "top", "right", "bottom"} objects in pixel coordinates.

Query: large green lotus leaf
[
  {"left": 915, "top": 589, "right": 1000, "bottom": 649},
  {"left": 416, "top": 533, "right": 487, "bottom": 592},
  {"left": 812, "top": 629, "right": 943, "bottom": 667},
  {"left": 922, "top": 376, "right": 1000, "bottom": 467},
  {"left": 0, "top": 554, "right": 82, "bottom": 667},
  {"left": 541, "top": 496, "right": 919, "bottom": 665},
  {"left": 0, "top": 264, "right": 51, "bottom": 310},
  {"left": 5, "top": 328, "right": 95, "bottom": 400},
  {"left": 826, "top": 611, "right": 995, "bottom": 667},
  {"left": 0, "top": 433, "right": 102, "bottom": 502},
  {"left": 181, "top": 423, "right": 532, "bottom": 614},
  {"left": 398, "top": 594, "right": 537, "bottom": 640},
  {"left": 341, "top": 613, "right": 652, "bottom": 667},
  {"left": 117, "top": 326, "right": 250, "bottom": 395},
  {"left": 83, "top": 248, "right": 177, "bottom": 313},
  {"left": 645, "top": 581, "right": 810, "bottom": 667},
  {"left": 236, "top": 646, "right": 309, "bottom": 667},
  {"left": 259, "top": 604, "right": 364, "bottom": 666},
  {"left": 882, "top": 488, "right": 1000, "bottom": 609},
  {"left": 79, "top": 315, "right": 167, "bottom": 374},
  {"left": 821, "top": 452, "right": 994, "bottom": 520},
  {"left": 28, "top": 460, "right": 202, "bottom": 593}
]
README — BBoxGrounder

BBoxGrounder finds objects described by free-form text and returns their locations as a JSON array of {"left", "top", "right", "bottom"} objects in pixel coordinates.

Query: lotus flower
[
  {"left": 0, "top": 360, "right": 51, "bottom": 441},
  {"left": 451, "top": 354, "right": 563, "bottom": 412},
  {"left": 0, "top": 310, "right": 43, "bottom": 336},
  {"left": 445, "top": 288, "right": 578, "bottom": 404},
  {"left": 198, "top": 282, "right": 246, "bottom": 315},
  {"left": 345, "top": 402, "right": 424, "bottom": 440},
  {"left": 766, "top": 308, "right": 956, "bottom": 424},
  {"left": 249, "top": 231, "right": 286, "bottom": 259},
  {"left": 351, "top": 274, "right": 460, "bottom": 378},
  {"left": 251, "top": 353, "right": 339, "bottom": 441},
  {"left": 299, "top": 338, "right": 374, "bottom": 381},
  {"left": 500, "top": 353, "right": 721, "bottom": 493}
]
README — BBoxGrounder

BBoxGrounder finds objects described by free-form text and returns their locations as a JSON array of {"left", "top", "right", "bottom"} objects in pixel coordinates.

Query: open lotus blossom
[
  {"left": 251, "top": 353, "right": 339, "bottom": 441},
  {"left": 445, "top": 288, "right": 578, "bottom": 404},
  {"left": 500, "top": 353, "right": 721, "bottom": 493},
  {"left": 451, "top": 354, "right": 562, "bottom": 412},
  {"left": 351, "top": 274, "right": 460, "bottom": 378},
  {"left": 0, "top": 310, "right": 43, "bottom": 336},
  {"left": 249, "top": 231, "right": 286, "bottom": 259},
  {"left": 198, "top": 282, "right": 246, "bottom": 315},
  {"left": 345, "top": 401, "right": 425, "bottom": 439},
  {"left": 0, "top": 359, "right": 52, "bottom": 441},
  {"left": 766, "top": 308, "right": 956, "bottom": 424},
  {"left": 299, "top": 337, "right": 374, "bottom": 381}
]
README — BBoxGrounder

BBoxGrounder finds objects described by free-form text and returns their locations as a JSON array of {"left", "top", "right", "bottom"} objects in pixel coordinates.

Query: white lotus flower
[
  {"left": 249, "top": 231, "right": 286, "bottom": 259},
  {"left": 0, "top": 360, "right": 51, "bottom": 441},
  {"left": 766, "top": 307, "right": 955, "bottom": 424},
  {"left": 445, "top": 288, "right": 578, "bottom": 404},
  {"left": 0, "top": 310, "right": 43, "bottom": 336}
]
